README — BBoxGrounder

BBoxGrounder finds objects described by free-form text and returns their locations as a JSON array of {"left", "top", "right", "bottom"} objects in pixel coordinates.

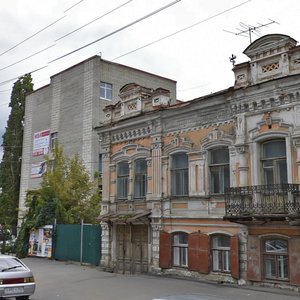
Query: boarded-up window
[
  {"left": 247, "top": 235, "right": 261, "bottom": 281},
  {"left": 159, "top": 231, "right": 171, "bottom": 269},
  {"left": 289, "top": 237, "right": 300, "bottom": 285},
  {"left": 230, "top": 235, "right": 240, "bottom": 279},
  {"left": 188, "top": 232, "right": 209, "bottom": 273}
]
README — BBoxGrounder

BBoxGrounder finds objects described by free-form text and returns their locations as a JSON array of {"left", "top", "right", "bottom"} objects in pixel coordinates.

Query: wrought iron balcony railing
[{"left": 224, "top": 184, "right": 300, "bottom": 218}]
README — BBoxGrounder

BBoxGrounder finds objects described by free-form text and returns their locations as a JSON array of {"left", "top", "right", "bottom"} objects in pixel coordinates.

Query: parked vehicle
[{"left": 0, "top": 254, "right": 35, "bottom": 300}]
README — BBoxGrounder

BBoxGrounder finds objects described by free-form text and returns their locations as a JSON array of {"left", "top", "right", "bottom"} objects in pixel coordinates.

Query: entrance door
[{"left": 116, "top": 224, "right": 148, "bottom": 274}]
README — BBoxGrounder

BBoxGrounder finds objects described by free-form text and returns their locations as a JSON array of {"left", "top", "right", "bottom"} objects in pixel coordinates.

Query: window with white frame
[
  {"left": 263, "top": 239, "right": 288, "bottom": 280},
  {"left": 209, "top": 148, "right": 230, "bottom": 194},
  {"left": 100, "top": 81, "right": 112, "bottom": 100},
  {"left": 262, "top": 140, "right": 287, "bottom": 185},
  {"left": 171, "top": 153, "right": 189, "bottom": 196},
  {"left": 117, "top": 161, "right": 129, "bottom": 200},
  {"left": 211, "top": 235, "right": 231, "bottom": 272},
  {"left": 133, "top": 159, "right": 147, "bottom": 199},
  {"left": 172, "top": 232, "right": 188, "bottom": 267}
]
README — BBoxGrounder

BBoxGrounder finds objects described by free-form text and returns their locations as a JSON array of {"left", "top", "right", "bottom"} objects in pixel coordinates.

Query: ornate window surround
[
  {"left": 163, "top": 136, "right": 193, "bottom": 197},
  {"left": 110, "top": 144, "right": 151, "bottom": 201},
  {"left": 201, "top": 129, "right": 235, "bottom": 195},
  {"left": 250, "top": 131, "right": 292, "bottom": 186}
]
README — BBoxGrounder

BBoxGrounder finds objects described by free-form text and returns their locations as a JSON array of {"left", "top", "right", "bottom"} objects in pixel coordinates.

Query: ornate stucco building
[{"left": 97, "top": 34, "right": 300, "bottom": 291}]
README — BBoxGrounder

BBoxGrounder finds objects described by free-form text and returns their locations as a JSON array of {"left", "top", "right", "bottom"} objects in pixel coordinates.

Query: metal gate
[
  {"left": 53, "top": 224, "right": 101, "bottom": 266},
  {"left": 116, "top": 224, "right": 148, "bottom": 274}
]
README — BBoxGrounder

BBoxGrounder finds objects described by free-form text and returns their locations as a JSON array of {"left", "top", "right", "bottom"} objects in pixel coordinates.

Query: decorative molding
[
  {"left": 231, "top": 90, "right": 300, "bottom": 114},
  {"left": 111, "top": 125, "right": 151, "bottom": 143},
  {"left": 111, "top": 144, "right": 151, "bottom": 162},
  {"left": 249, "top": 114, "right": 292, "bottom": 141},
  {"left": 201, "top": 128, "right": 235, "bottom": 150},
  {"left": 164, "top": 107, "right": 233, "bottom": 132},
  {"left": 163, "top": 136, "right": 193, "bottom": 155},
  {"left": 146, "top": 158, "right": 152, "bottom": 167},
  {"left": 236, "top": 145, "right": 248, "bottom": 154}
]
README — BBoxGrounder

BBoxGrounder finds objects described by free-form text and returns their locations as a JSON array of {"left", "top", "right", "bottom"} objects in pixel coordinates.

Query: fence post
[
  {"left": 80, "top": 220, "right": 84, "bottom": 264},
  {"left": 52, "top": 219, "right": 57, "bottom": 260}
]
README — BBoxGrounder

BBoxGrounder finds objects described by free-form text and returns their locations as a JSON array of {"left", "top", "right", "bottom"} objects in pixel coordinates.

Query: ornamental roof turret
[{"left": 233, "top": 34, "right": 300, "bottom": 88}]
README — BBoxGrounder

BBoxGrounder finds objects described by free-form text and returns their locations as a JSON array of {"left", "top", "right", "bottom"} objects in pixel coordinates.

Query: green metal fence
[{"left": 53, "top": 223, "right": 101, "bottom": 266}]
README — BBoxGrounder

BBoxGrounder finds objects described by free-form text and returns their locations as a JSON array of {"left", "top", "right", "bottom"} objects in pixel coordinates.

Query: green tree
[
  {"left": 0, "top": 74, "right": 33, "bottom": 229},
  {"left": 15, "top": 146, "right": 101, "bottom": 257}
]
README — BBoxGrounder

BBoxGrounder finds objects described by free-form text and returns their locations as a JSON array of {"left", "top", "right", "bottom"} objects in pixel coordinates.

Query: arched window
[
  {"left": 134, "top": 159, "right": 147, "bottom": 198},
  {"left": 171, "top": 153, "right": 189, "bottom": 196},
  {"left": 262, "top": 140, "right": 287, "bottom": 184},
  {"left": 172, "top": 232, "right": 188, "bottom": 267},
  {"left": 211, "top": 235, "right": 231, "bottom": 272},
  {"left": 209, "top": 148, "right": 229, "bottom": 194},
  {"left": 117, "top": 161, "right": 129, "bottom": 200}
]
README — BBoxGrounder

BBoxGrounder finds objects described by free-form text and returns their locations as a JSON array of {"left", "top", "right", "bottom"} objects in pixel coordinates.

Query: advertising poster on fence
[{"left": 28, "top": 225, "right": 53, "bottom": 258}]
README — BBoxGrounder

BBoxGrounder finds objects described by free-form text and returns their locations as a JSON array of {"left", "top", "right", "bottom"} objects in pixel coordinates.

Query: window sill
[
  {"left": 100, "top": 97, "right": 112, "bottom": 101},
  {"left": 211, "top": 270, "right": 231, "bottom": 275},
  {"left": 263, "top": 278, "right": 289, "bottom": 283},
  {"left": 172, "top": 265, "right": 188, "bottom": 269}
]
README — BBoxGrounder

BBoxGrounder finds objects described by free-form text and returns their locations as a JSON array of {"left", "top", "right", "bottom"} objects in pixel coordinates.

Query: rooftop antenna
[{"left": 224, "top": 19, "right": 279, "bottom": 43}]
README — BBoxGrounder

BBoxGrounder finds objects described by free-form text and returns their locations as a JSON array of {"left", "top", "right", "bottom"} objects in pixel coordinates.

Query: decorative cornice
[{"left": 111, "top": 125, "right": 151, "bottom": 143}]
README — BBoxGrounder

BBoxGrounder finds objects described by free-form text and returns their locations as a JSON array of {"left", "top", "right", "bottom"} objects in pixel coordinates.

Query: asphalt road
[{"left": 19, "top": 257, "right": 299, "bottom": 300}]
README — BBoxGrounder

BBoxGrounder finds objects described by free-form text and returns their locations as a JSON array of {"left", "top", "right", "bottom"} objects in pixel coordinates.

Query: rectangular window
[
  {"left": 172, "top": 233, "right": 188, "bottom": 267},
  {"left": 211, "top": 235, "right": 231, "bottom": 273},
  {"left": 100, "top": 82, "right": 112, "bottom": 100},
  {"left": 262, "top": 140, "right": 287, "bottom": 185},
  {"left": 171, "top": 153, "right": 189, "bottom": 196},
  {"left": 117, "top": 162, "right": 129, "bottom": 200},
  {"left": 134, "top": 159, "right": 147, "bottom": 199},
  {"left": 210, "top": 148, "right": 229, "bottom": 194},
  {"left": 50, "top": 132, "right": 58, "bottom": 150}
]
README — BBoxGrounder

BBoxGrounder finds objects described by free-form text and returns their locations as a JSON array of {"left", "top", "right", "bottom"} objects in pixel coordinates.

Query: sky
[{"left": 0, "top": 0, "right": 299, "bottom": 160}]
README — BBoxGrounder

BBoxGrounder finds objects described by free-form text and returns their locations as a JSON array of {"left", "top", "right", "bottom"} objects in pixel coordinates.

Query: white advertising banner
[
  {"left": 33, "top": 129, "right": 50, "bottom": 157},
  {"left": 31, "top": 161, "right": 47, "bottom": 178}
]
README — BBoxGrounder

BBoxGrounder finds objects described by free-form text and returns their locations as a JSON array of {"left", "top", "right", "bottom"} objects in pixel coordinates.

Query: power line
[
  {"left": 0, "top": 15, "right": 66, "bottom": 57},
  {"left": 0, "top": 65, "right": 48, "bottom": 87},
  {"left": 64, "top": 0, "right": 85, "bottom": 13},
  {"left": 56, "top": 0, "right": 134, "bottom": 42},
  {"left": 0, "top": 44, "right": 56, "bottom": 72},
  {"left": 0, "top": 1, "right": 249, "bottom": 92},
  {"left": 48, "top": 0, "right": 181, "bottom": 63},
  {"left": 112, "top": 0, "right": 251, "bottom": 61}
]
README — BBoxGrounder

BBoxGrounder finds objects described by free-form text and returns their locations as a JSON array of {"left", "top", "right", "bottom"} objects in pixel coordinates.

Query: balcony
[{"left": 224, "top": 184, "right": 300, "bottom": 222}]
